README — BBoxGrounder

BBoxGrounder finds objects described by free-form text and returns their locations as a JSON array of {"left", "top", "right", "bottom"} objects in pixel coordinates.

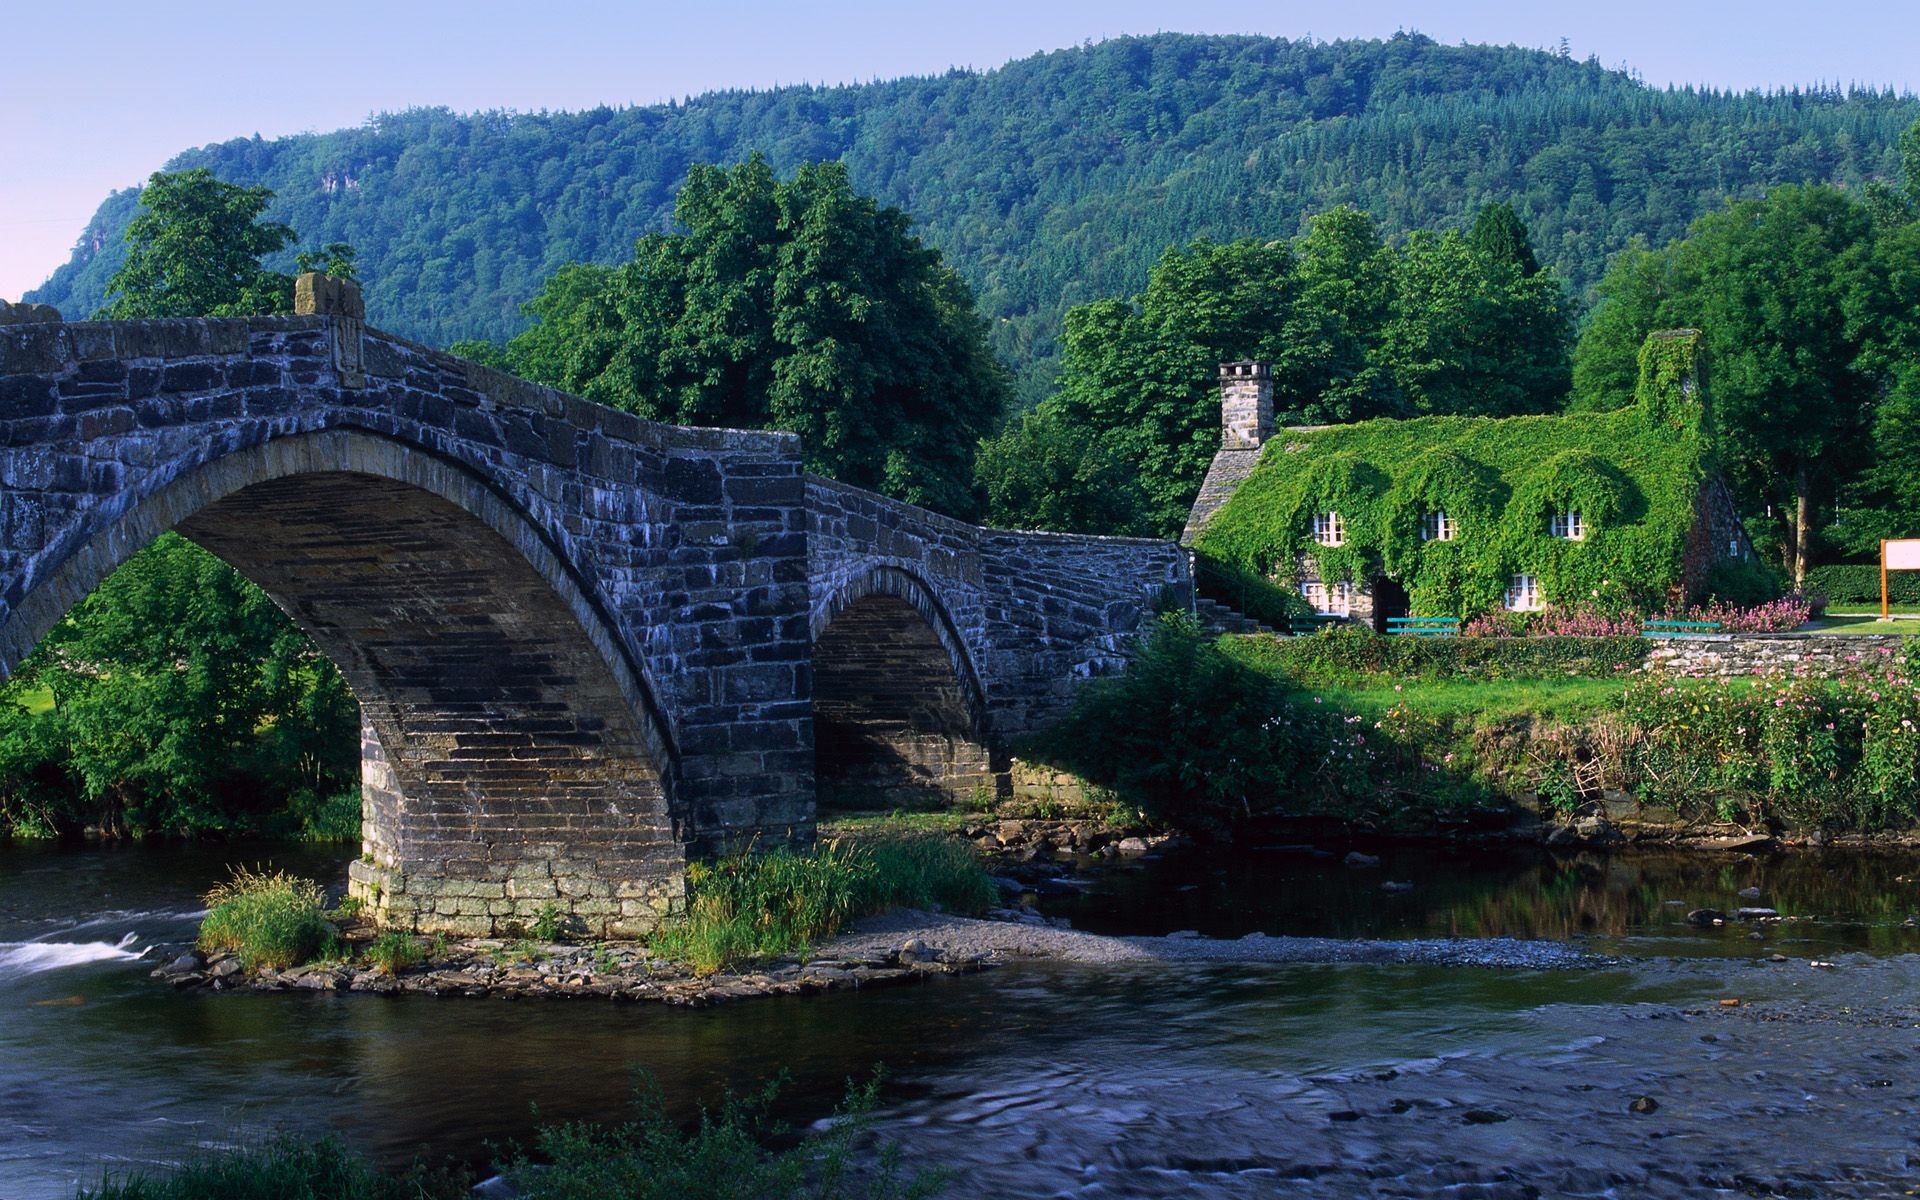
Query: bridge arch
[
  {"left": 810, "top": 564, "right": 995, "bottom": 806},
  {"left": 3, "top": 427, "right": 684, "bottom": 935}
]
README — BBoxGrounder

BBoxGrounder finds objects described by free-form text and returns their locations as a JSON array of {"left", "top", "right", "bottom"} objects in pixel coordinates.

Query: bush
[
  {"left": 1026, "top": 613, "right": 1302, "bottom": 836},
  {"left": 651, "top": 835, "right": 993, "bottom": 974},
  {"left": 79, "top": 1134, "right": 469, "bottom": 1200},
  {"left": 1700, "top": 557, "right": 1787, "bottom": 607},
  {"left": 1621, "top": 661, "right": 1920, "bottom": 830},
  {"left": 1804, "top": 563, "right": 1920, "bottom": 606},
  {"left": 195, "top": 866, "right": 333, "bottom": 971},
  {"left": 504, "top": 1075, "right": 946, "bottom": 1200}
]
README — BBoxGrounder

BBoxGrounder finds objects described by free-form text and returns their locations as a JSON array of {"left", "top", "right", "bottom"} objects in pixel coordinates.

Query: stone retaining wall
[{"left": 1646, "top": 632, "right": 1910, "bottom": 678}]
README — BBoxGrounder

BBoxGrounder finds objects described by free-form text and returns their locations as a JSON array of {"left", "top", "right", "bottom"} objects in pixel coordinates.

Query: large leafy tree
[
  {"left": 1570, "top": 183, "right": 1905, "bottom": 584},
  {"left": 96, "top": 169, "right": 297, "bottom": 319},
  {"left": 504, "top": 156, "right": 1007, "bottom": 517}
]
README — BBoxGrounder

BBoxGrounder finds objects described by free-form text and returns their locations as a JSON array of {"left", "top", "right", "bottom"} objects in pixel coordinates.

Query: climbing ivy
[{"left": 1195, "top": 332, "right": 1714, "bottom": 618}]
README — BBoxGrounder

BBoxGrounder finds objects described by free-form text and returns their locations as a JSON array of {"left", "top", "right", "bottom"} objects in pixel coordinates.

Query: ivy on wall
[{"left": 1194, "top": 332, "right": 1713, "bottom": 618}]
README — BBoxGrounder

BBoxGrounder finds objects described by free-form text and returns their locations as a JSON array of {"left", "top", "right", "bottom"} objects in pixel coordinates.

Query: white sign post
[{"left": 1881, "top": 539, "right": 1920, "bottom": 620}]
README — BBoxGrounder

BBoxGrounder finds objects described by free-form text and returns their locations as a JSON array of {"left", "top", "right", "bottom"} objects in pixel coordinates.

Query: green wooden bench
[
  {"left": 1643, "top": 619, "right": 1722, "bottom": 639},
  {"left": 1287, "top": 613, "right": 1347, "bottom": 637},
  {"left": 1387, "top": 616, "right": 1460, "bottom": 638}
]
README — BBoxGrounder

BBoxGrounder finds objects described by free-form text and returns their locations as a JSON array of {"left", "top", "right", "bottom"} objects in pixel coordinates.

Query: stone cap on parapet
[{"left": 804, "top": 471, "right": 1180, "bottom": 549}]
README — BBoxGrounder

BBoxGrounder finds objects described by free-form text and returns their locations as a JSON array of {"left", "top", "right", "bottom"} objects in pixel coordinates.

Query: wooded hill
[{"left": 28, "top": 32, "right": 1919, "bottom": 399}]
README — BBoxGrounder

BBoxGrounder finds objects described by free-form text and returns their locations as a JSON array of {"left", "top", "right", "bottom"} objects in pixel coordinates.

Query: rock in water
[
  {"left": 1629, "top": 1096, "right": 1660, "bottom": 1114},
  {"left": 1685, "top": 908, "right": 1727, "bottom": 927},
  {"left": 1343, "top": 851, "right": 1381, "bottom": 869}
]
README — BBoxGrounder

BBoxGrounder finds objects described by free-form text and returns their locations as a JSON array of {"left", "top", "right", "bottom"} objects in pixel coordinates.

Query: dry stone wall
[{"left": 1647, "top": 633, "right": 1910, "bottom": 677}]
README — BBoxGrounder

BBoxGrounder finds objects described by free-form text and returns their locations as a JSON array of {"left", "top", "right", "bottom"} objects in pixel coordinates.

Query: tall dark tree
[
  {"left": 96, "top": 169, "right": 298, "bottom": 319},
  {"left": 1571, "top": 184, "right": 1899, "bottom": 584},
  {"left": 505, "top": 156, "right": 1007, "bottom": 517}
]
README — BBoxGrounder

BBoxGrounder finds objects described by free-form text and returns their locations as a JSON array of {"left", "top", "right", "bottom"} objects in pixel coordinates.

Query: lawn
[
  {"left": 1297, "top": 675, "right": 1628, "bottom": 722},
  {"left": 1802, "top": 613, "right": 1920, "bottom": 634}
]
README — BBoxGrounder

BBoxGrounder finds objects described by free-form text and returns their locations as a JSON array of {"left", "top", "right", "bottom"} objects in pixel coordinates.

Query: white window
[
  {"left": 1550, "top": 510, "right": 1585, "bottom": 541},
  {"left": 1301, "top": 580, "right": 1351, "bottom": 616},
  {"left": 1728, "top": 538, "right": 1741, "bottom": 557},
  {"left": 1421, "top": 510, "right": 1455, "bottom": 542},
  {"left": 1312, "top": 511, "right": 1345, "bottom": 546},
  {"left": 1505, "top": 573, "right": 1543, "bottom": 611}
]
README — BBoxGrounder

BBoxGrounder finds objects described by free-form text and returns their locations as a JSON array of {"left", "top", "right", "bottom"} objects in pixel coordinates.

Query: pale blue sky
[{"left": 4, "top": 1, "right": 1915, "bottom": 301}]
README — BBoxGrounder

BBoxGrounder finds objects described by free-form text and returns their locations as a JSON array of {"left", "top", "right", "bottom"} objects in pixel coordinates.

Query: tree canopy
[{"left": 500, "top": 156, "right": 1007, "bottom": 517}]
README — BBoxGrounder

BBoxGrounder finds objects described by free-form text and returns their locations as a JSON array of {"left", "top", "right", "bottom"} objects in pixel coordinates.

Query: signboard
[
  {"left": 1881, "top": 540, "right": 1920, "bottom": 619},
  {"left": 1886, "top": 540, "right": 1920, "bottom": 571}
]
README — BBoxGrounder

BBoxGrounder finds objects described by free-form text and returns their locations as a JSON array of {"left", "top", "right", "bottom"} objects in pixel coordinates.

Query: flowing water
[{"left": 4, "top": 839, "right": 1920, "bottom": 1198}]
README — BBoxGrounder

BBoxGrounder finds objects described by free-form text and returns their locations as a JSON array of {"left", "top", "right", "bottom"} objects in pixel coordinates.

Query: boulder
[
  {"left": 1685, "top": 908, "right": 1726, "bottom": 927},
  {"left": 1343, "top": 851, "right": 1381, "bottom": 869}
]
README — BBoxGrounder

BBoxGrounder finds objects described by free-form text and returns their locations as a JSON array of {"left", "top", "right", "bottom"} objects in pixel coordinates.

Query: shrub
[
  {"left": 79, "top": 1134, "right": 469, "bottom": 1200},
  {"left": 1026, "top": 613, "right": 1302, "bottom": 836},
  {"left": 196, "top": 866, "right": 332, "bottom": 971},
  {"left": 652, "top": 835, "right": 993, "bottom": 974},
  {"left": 1700, "top": 557, "right": 1787, "bottom": 607}
]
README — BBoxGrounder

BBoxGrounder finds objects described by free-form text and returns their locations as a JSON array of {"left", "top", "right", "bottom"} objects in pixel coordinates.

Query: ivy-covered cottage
[{"left": 1181, "top": 330, "right": 1754, "bottom": 628}]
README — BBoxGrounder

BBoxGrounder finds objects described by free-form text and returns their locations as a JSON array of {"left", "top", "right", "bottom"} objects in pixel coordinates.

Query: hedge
[
  {"left": 1224, "top": 625, "right": 1649, "bottom": 685},
  {"left": 1804, "top": 564, "right": 1920, "bottom": 606}
]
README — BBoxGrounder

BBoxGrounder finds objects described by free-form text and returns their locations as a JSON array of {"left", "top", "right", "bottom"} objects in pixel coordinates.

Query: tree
[
  {"left": 96, "top": 169, "right": 299, "bottom": 319},
  {"left": 0, "top": 536, "right": 358, "bottom": 838},
  {"left": 975, "top": 407, "right": 1147, "bottom": 534},
  {"left": 1571, "top": 184, "right": 1897, "bottom": 585},
  {"left": 505, "top": 156, "right": 1007, "bottom": 517}
]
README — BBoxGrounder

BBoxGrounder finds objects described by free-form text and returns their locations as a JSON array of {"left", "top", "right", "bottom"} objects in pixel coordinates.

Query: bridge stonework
[{"left": 0, "top": 306, "right": 1189, "bottom": 936}]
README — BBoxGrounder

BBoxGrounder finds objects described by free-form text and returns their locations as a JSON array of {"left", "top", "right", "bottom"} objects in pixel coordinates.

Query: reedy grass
[
  {"left": 195, "top": 865, "right": 334, "bottom": 971},
  {"left": 651, "top": 834, "right": 994, "bottom": 975}
]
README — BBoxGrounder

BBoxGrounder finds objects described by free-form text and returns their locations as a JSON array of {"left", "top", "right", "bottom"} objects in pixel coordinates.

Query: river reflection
[
  {"left": 1054, "top": 841, "right": 1920, "bottom": 954},
  {"left": 2, "top": 840, "right": 1918, "bottom": 1198}
]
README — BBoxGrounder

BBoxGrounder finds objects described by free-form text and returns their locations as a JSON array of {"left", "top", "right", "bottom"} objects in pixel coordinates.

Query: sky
[{"left": 3, "top": 1, "right": 1917, "bottom": 302}]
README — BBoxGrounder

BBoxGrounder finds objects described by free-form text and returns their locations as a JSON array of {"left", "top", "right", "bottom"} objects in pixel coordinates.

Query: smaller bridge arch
[{"left": 811, "top": 564, "right": 994, "bottom": 805}]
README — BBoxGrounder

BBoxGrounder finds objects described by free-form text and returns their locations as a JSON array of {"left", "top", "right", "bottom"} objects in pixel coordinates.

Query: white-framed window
[
  {"left": 1300, "top": 580, "right": 1352, "bottom": 616},
  {"left": 1312, "top": 511, "right": 1345, "bottom": 546},
  {"left": 1549, "top": 510, "right": 1585, "bottom": 541},
  {"left": 1505, "top": 573, "right": 1543, "bottom": 611},
  {"left": 1421, "top": 510, "right": 1455, "bottom": 542},
  {"left": 1728, "top": 538, "right": 1741, "bottom": 557}
]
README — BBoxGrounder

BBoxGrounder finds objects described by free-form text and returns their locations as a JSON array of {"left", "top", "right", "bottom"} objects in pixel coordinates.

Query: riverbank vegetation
[
  {"left": 654, "top": 835, "right": 995, "bottom": 974},
  {"left": 80, "top": 1076, "right": 943, "bottom": 1199},
  {"left": 1030, "top": 614, "right": 1920, "bottom": 839},
  {"left": 195, "top": 866, "right": 339, "bottom": 971}
]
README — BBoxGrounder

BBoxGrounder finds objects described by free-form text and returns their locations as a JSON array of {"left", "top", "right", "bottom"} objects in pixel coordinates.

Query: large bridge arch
[
  {"left": 5, "top": 427, "right": 685, "bottom": 935},
  {"left": 811, "top": 565, "right": 994, "bottom": 805}
]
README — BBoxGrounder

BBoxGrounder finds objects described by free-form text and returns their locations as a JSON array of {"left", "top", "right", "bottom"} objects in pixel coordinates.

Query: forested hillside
[{"left": 29, "top": 32, "right": 1917, "bottom": 398}]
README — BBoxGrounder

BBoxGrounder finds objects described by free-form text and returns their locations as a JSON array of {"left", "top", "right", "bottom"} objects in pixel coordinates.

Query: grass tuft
[{"left": 195, "top": 866, "right": 333, "bottom": 971}]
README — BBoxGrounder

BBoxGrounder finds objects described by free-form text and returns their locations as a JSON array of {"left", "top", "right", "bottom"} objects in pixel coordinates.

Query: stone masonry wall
[{"left": 1647, "top": 633, "right": 1910, "bottom": 678}]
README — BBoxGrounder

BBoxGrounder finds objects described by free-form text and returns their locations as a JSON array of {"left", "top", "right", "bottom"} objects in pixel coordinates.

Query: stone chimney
[{"left": 1218, "top": 360, "right": 1273, "bottom": 450}]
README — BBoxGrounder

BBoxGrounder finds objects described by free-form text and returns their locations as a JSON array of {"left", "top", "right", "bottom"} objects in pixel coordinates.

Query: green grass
[
  {"left": 195, "top": 866, "right": 336, "bottom": 971},
  {"left": 361, "top": 931, "right": 425, "bottom": 974},
  {"left": 1306, "top": 675, "right": 1629, "bottom": 722},
  {"left": 650, "top": 834, "right": 994, "bottom": 975},
  {"left": 1805, "top": 612, "right": 1920, "bottom": 633}
]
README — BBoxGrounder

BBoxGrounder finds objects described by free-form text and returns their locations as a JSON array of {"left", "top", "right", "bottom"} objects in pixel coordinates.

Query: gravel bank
[{"left": 828, "top": 909, "right": 1605, "bottom": 970}]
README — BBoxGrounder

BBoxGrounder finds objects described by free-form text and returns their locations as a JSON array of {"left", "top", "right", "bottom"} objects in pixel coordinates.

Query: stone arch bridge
[{"left": 0, "top": 299, "right": 1187, "bottom": 934}]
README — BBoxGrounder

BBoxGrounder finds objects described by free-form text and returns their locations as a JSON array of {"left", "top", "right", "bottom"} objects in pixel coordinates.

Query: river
[{"left": 4, "top": 839, "right": 1918, "bottom": 1198}]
